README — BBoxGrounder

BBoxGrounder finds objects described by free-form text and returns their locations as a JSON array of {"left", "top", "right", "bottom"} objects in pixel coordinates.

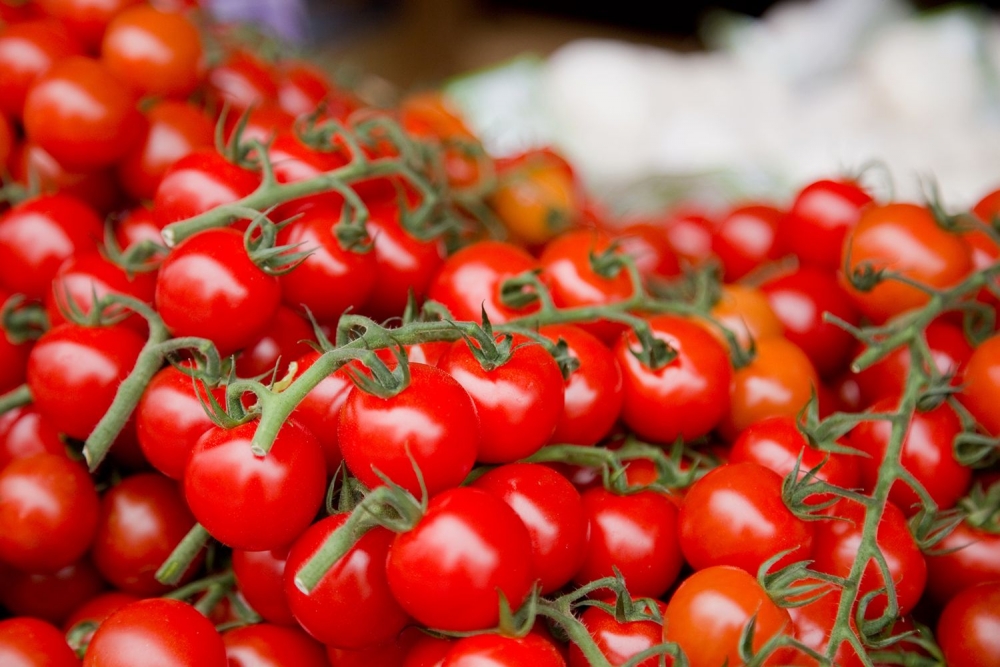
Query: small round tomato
[
  {"left": 811, "top": 498, "right": 926, "bottom": 619},
  {"left": 45, "top": 251, "right": 157, "bottom": 332},
  {"left": 779, "top": 178, "right": 873, "bottom": 272},
  {"left": 23, "top": 56, "right": 142, "bottom": 171},
  {"left": 437, "top": 335, "right": 564, "bottom": 463},
  {"left": 152, "top": 150, "right": 260, "bottom": 228},
  {"left": 232, "top": 545, "right": 295, "bottom": 626},
  {"left": 84, "top": 598, "right": 227, "bottom": 667},
  {"left": 442, "top": 633, "right": 566, "bottom": 667},
  {"left": 27, "top": 323, "right": 145, "bottom": 441},
  {"left": 664, "top": 565, "right": 797, "bottom": 667},
  {"left": 937, "top": 581, "right": 1000, "bottom": 667},
  {"left": 960, "top": 333, "right": 1000, "bottom": 436},
  {"left": 8, "top": 140, "right": 122, "bottom": 213},
  {"left": 711, "top": 204, "right": 786, "bottom": 281},
  {"left": 0, "top": 617, "right": 79, "bottom": 667},
  {"left": 707, "top": 283, "right": 783, "bottom": 351},
  {"left": 207, "top": 50, "right": 278, "bottom": 113},
  {"left": 284, "top": 514, "right": 410, "bottom": 649},
  {"left": 539, "top": 324, "right": 623, "bottom": 446},
  {"left": 428, "top": 241, "right": 540, "bottom": 324},
  {"left": 613, "top": 223, "right": 681, "bottom": 280},
  {"left": 848, "top": 399, "right": 969, "bottom": 514},
  {"left": 339, "top": 362, "right": 480, "bottom": 497},
  {"left": 661, "top": 210, "right": 716, "bottom": 266},
  {"left": 117, "top": 99, "right": 214, "bottom": 201},
  {"left": 472, "top": 463, "right": 588, "bottom": 594},
  {"left": 184, "top": 420, "right": 326, "bottom": 551},
  {"left": 115, "top": 206, "right": 164, "bottom": 252},
  {"left": 787, "top": 585, "right": 865, "bottom": 667},
  {"left": 289, "top": 351, "right": 353, "bottom": 476},
  {"left": 0, "top": 407, "right": 65, "bottom": 473},
  {"left": 0, "top": 193, "right": 103, "bottom": 300},
  {"left": 491, "top": 154, "right": 577, "bottom": 245},
  {"left": 327, "top": 628, "right": 425, "bottom": 667},
  {"left": 615, "top": 315, "right": 732, "bottom": 444},
  {"left": 100, "top": 5, "right": 203, "bottom": 98},
  {"left": 386, "top": 487, "right": 535, "bottom": 632},
  {"left": 0, "top": 557, "right": 105, "bottom": 624},
  {"left": 759, "top": 266, "right": 861, "bottom": 378},
  {"left": 224, "top": 624, "right": 329, "bottom": 667},
  {"left": 925, "top": 520, "right": 1000, "bottom": 605},
  {"left": 0, "top": 453, "right": 99, "bottom": 573},
  {"left": 569, "top": 599, "right": 666, "bottom": 667},
  {"left": 680, "top": 462, "right": 814, "bottom": 574},
  {"left": 37, "top": 0, "right": 142, "bottom": 50},
  {"left": 573, "top": 487, "right": 683, "bottom": 598},
  {"left": 841, "top": 203, "right": 972, "bottom": 323},
  {"left": 721, "top": 336, "right": 819, "bottom": 440},
  {"left": 234, "top": 306, "right": 314, "bottom": 379},
  {"left": 0, "top": 19, "right": 84, "bottom": 119},
  {"left": 92, "top": 473, "right": 201, "bottom": 595},
  {"left": 276, "top": 60, "right": 333, "bottom": 117},
  {"left": 64, "top": 592, "right": 141, "bottom": 647},
  {"left": 155, "top": 227, "right": 281, "bottom": 357}
]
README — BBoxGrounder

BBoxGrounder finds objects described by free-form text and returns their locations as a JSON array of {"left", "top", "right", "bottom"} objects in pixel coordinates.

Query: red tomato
[
  {"left": 679, "top": 462, "right": 814, "bottom": 574},
  {"left": 428, "top": 241, "right": 540, "bottom": 324},
  {"left": 84, "top": 598, "right": 227, "bottom": 667},
  {"left": 848, "top": 399, "right": 969, "bottom": 514},
  {"left": 232, "top": 545, "right": 295, "bottom": 626},
  {"left": 811, "top": 498, "right": 926, "bottom": 619},
  {"left": 284, "top": 514, "right": 409, "bottom": 648},
  {"left": 614, "top": 315, "right": 732, "bottom": 444},
  {"left": 276, "top": 202, "right": 378, "bottom": 324},
  {"left": 234, "top": 306, "right": 314, "bottom": 379},
  {"left": 0, "top": 193, "right": 103, "bottom": 300},
  {"left": 207, "top": 50, "right": 278, "bottom": 113},
  {"left": 841, "top": 203, "right": 972, "bottom": 323},
  {"left": 960, "top": 333, "right": 1000, "bottom": 436},
  {"left": 223, "top": 624, "right": 329, "bottom": 667},
  {"left": 403, "top": 634, "right": 453, "bottom": 667},
  {"left": 759, "top": 266, "right": 861, "bottom": 378},
  {"left": 0, "top": 617, "right": 80, "bottom": 667},
  {"left": 779, "top": 178, "right": 873, "bottom": 271},
  {"left": 787, "top": 585, "right": 865, "bottom": 667},
  {"left": 91, "top": 473, "right": 201, "bottom": 595},
  {"left": 471, "top": 463, "right": 588, "bottom": 594},
  {"left": 27, "top": 323, "right": 145, "bottom": 441},
  {"left": 663, "top": 565, "right": 797, "bottom": 667},
  {"left": 184, "top": 420, "right": 326, "bottom": 551},
  {"left": 661, "top": 210, "right": 716, "bottom": 266},
  {"left": 614, "top": 223, "right": 681, "bottom": 280},
  {"left": 327, "top": 628, "right": 424, "bottom": 667},
  {"left": 0, "top": 407, "right": 65, "bottom": 473},
  {"left": 45, "top": 251, "right": 157, "bottom": 332},
  {"left": 224, "top": 104, "right": 296, "bottom": 151},
  {"left": 117, "top": 99, "right": 214, "bottom": 201},
  {"left": 64, "top": 592, "right": 141, "bottom": 647},
  {"left": 925, "top": 520, "right": 1000, "bottom": 604},
  {"left": 9, "top": 140, "right": 122, "bottom": 213},
  {"left": 100, "top": 5, "right": 203, "bottom": 98},
  {"left": 574, "top": 487, "right": 683, "bottom": 598},
  {"left": 289, "top": 350, "right": 353, "bottom": 476},
  {"left": 386, "top": 487, "right": 535, "bottom": 632},
  {"left": 115, "top": 206, "right": 164, "bottom": 252},
  {"left": 711, "top": 204, "right": 785, "bottom": 281},
  {"left": 0, "top": 19, "right": 84, "bottom": 119},
  {"left": 0, "top": 453, "right": 99, "bottom": 574},
  {"left": 0, "top": 114, "right": 10, "bottom": 167},
  {"left": 707, "top": 283, "right": 784, "bottom": 351},
  {"left": 437, "top": 335, "right": 564, "bottom": 463},
  {"left": 569, "top": 599, "right": 666, "bottom": 667},
  {"left": 937, "top": 582, "right": 1000, "bottom": 667},
  {"left": 729, "top": 415, "right": 859, "bottom": 501},
  {"left": 152, "top": 150, "right": 260, "bottom": 228},
  {"left": 442, "top": 633, "right": 566, "bottom": 667},
  {"left": 0, "top": 558, "right": 105, "bottom": 624},
  {"left": 155, "top": 227, "right": 281, "bottom": 357},
  {"left": 23, "top": 56, "right": 142, "bottom": 171},
  {"left": 276, "top": 61, "right": 333, "bottom": 117},
  {"left": 37, "top": 0, "right": 141, "bottom": 51},
  {"left": 339, "top": 362, "right": 480, "bottom": 497}
]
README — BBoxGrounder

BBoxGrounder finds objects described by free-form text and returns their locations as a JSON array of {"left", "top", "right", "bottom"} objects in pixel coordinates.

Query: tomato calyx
[
  {"left": 1, "top": 293, "right": 48, "bottom": 344},
  {"left": 957, "top": 480, "right": 1000, "bottom": 534}
]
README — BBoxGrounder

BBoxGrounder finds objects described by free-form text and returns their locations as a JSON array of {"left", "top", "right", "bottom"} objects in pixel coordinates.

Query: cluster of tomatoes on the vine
[{"left": 2, "top": 1, "right": 1000, "bottom": 666}]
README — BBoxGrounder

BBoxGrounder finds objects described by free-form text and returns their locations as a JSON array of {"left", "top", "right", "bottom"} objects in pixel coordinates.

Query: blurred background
[{"left": 209, "top": 0, "right": 1000, "bottom": 210}]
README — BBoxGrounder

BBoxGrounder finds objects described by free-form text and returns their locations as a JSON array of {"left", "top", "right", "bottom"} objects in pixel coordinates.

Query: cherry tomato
[
  {"left": 115, "top": 206, "right": 165, "bottom": 253},
  {"left": 155, "top": 227, "right": 281, "bottom": 357},
  {"left": 925, "top": 520, "right": 1000, "bottom": 605},
  {"left": 27, "top": 322, "right": 145, "bottom": 441},
  {"left": 569, "top": 599, "right": 666, "bottom": 667},
  {"left": 779, "top": 178, "right": 873, "bottom": 271},
  {"left": 64, "top": 592, "right": 141, "bottom": 648},
  {"left": 759, "top": 266, "right": 861, "bottom": 378},
  {"left": 711, "top": 204, "right": 785, "bottom": 281},
  {"left": 223, "top": 624, "right": 329, "bottom": 667},
  {"left": 339, "top": 362, "right": 480, "bottom": 497},
  {"left": 663, "top": 565, "right": 797, "bottom": 667},
  {"left": 661, "top": 210, "right": 716, "bottom": 266},
  {"left": 45, "top": 251, "right": 157, "bottom": 332},
  {"left": 472, "top": 463, "right": 588, "bottom": 594},
  {"left": 327, "top": 628, "right": 424, "bottom": 667},
  {"left": 721, "top": 336, "right": 819, "bottom": 440},
  {"left": 91, "top": 473, "right": 201, "bottom": 595},
  {"left": 84, "top": 598, "right": 227, "bottom": 667},
  {"left": 492, "top": 154, "right": 577, "bottom": 245},
  {"left": 0, "top": 453, "right": 99, "bottom": 574},
  {"left": 787, "top": 585, "right": 864, "bottom": 667},
  {"left": 117, "top": 99, "right": 214, "bottom": 201},
  {"left": 207, "top": 50, "right": 278, "bottom": 113},
  {"left": 100, "top": 5, "right": 203, "bottom": 98},
  {"left": 0, "top": 557, "right": 105, "bottom": 624},
  {"left": 276, "top": 60, "right": 334, "bottom": 117},
  {"left": 37, "top": 0, "right": 142, "bottom": 51},
  {"left": 442, "top": 633, "right": 566, "bottom": 667},
  {"left": 613, "top": 223, "right": 681, "bottom": 281},
  {"left": 428, "top": 241, "right": 540, "bottom": 324},
  {"left": 707, "top": 283, "right": 783, "bottom": 351},
  {"left": 0, "top": 19, "right": 84, "bottom": 119},
  {"left": 937, "top": 581, "right": 1000, "bottom": 667},
  {"left": 23, "top": 56, "right": 142, "bottom": 171},
  {"left": 849, "top": 398, "right": 969, "bottom": 514},
  {"left": 574, "top": 487, "right": 683, "bottom": 598},
  {"left": 234, "top": 306, "right": 314, "bottom": 379},
  {"left": 184, "top": 419, "right": 326, "bottom": 551},
  {"left": 0, "top": 617, "right": 80, "bottom": 667},
  {"left": 841, "top": 203, "right": 972, "bottom": 323},
  {"left": 289, "top": 350, "right": 353, "bottom": 476},
  {"left": 151, "top": 150, "right": 260, "bottom": 228},
  {"left": 284, "top": 514, "right": 409, "bottom": 648},
  {"left": 386, "top": 486, "right": 535, "bottom": 632},
  {"left": 614, "top": 315, "right": 732, "bottom": 444},
  {"left": 810, "top": 498, "right": 926, "bottom": 619},
  {"left": 0, "top": 406, "right": 65, "bottom": 473},
  {"left": 960, "top": 333, "right": 1000, "bottom": 436},
  {"left": 0, "top": 193, "right": 103, "bottom": 300},
  {"left": 8, "top": 140, "right": 122, "bottom": 213},
  {"left": 226, "top": 104, "right": 296, "bottom": 151},
  {"left": 232, "top": 545, "right": 295, "bottom": 626}
]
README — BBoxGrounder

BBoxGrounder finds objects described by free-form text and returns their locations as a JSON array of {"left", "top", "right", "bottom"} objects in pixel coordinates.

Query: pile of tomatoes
[{"left": 1, "top": 1, "right": 1000, "bottom": 666}]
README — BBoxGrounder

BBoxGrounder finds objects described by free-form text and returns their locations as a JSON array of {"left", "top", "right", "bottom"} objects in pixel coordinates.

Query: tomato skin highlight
[
  {"left": 937, "top": 582, "right": 1000, "bottom": 667},
  {"left": 779, "top": 178, "right": 873, "bottom": 272},
  {"left": 959, "top": 333, "right": 1000, "bottom": 436}
]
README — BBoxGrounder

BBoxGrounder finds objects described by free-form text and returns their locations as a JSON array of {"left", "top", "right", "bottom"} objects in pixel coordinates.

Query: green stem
[
  {"left": 536, "top": 598, "right": 613, "bottom": 667},
  {"left": 0, "top": 384, "right": 31, "bottom": 415},
  {"left": 156, "top": 523, "right": 211, "bottom": 586},
  {"left": 164, "top": 570, "right": 235, "bottom": 602}
]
